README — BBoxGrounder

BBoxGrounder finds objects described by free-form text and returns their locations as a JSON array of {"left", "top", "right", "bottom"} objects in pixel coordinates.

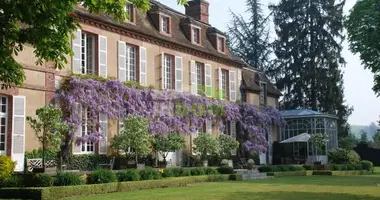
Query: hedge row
[
  {"left": 312, "top": 170, "right": 371, "bottom": 176},
  {"left": 266, "top": 171, "right": 307, "bottom": 177},
  {"left": 0, "top": 175, "right": 230, "bottom": 200},
  {"left": 258, "top": 165, "right": 305, "bottom": 172}
]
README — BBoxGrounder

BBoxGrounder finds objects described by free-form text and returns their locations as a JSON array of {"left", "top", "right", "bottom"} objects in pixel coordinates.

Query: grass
[{"left": 64, "top": 171, "right": 380, "bottom": 200}]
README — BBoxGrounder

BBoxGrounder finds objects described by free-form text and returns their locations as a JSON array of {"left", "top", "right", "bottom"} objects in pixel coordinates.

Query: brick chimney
[{"left": 185, "top": 0, "right": 209, "bottom": 24}]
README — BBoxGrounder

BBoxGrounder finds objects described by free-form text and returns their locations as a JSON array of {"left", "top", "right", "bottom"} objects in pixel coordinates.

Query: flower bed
[{"left": 0, "top": 175, "right": 231, "bottom": 200}]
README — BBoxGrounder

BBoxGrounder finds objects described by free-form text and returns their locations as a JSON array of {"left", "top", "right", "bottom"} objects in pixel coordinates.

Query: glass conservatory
[{"left": 279, "top": 109, "right": 338, "bottom": 164}]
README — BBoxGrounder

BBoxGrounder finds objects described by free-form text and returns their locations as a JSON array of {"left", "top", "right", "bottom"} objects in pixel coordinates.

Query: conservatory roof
[{"left": 279, "top": 109, "right": 338, "bottom": 119}]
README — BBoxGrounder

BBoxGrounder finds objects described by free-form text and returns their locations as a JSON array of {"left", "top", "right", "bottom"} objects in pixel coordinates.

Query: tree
[
  {"left": 227, "top": 0, "right": 273, "bottom": 75},
  {"left": 338, "top": 134, "right": 358, "bottom": 150},
  {"left": 311, "top": 133, "right": 329, "bottom": 162},
  {"left": 360, "top": 130, "right": 368, "bottom": 144},
  {"left": 373, "top": 131, "right": 380, "bottom": 149},
  {"left": 193, "top": 133, "right": 220, "bottom": 162},
  {"left": 152, "top": 133, "right": 185, "bottom": 163},
  {"left": 26, "top": 105, "right": 70, "bottom": 165},
  {"left": 345, "top": 0, "right": 380, "bottom": 96},
  {"left": 218, "top": 135, "right": 239, "bottom": 159},
  {"left": 0, "top": 0, "right": 187, "bottom": 89},
  {"left": 110, "top": 116, "right": 152, "bottom": 164},
  {"left": 270, "top": 0, "right": 352, "bottom": 138}
]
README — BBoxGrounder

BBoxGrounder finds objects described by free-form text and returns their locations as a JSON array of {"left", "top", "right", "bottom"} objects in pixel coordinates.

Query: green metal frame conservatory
[{"left": 279, "top": 109, "right": 338, "bottom": 164}]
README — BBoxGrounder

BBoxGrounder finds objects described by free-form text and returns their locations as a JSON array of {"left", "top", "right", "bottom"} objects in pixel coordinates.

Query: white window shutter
[
  {"left": 98, "top": 35, "right": 107, "bottom": 78},
  {"left": 11, "top": 96, "right": 26, "bottom": 172},
  {"left": 175, "top": 56, "right": 183, "bottom": 92},
  {"left": 139, "top": 47, "right": 147, "bottom": 86},
  {"left": 237, "top": 69, "right": 242, "bottom": 101},
  {"left": 118, "top": 41, "right": 127, "bottom": 82},
  {"left": 218, "top": 67, "right": 223, "bottom": 99},
  {"left": 161, "top": 53, "right": 165, "bottom": 89},
  {"left": 230, "top": 121, "right": 237, "bottom": 155},
  {"left": 205, "top": 64, "right": 212, "bottom": 97},
  {"left": 206, "top": 120, "right": 212, "bottom": 134},
  {"left": 72, "top": 103, "right": 82, "bottom": 154},
  {"left": 192, "top": 131, "right": 199, "bottom": 155},
  {"left": 190, "top": 60, "right": 197, "bottom": 95},
  {"left": 229, "top": 70, "right": 236, "bottom": 102},
  {"left": 55, "top": 76, "right": 62, "bottom": 90},
  {"left": 72, "top": 29, "right": 82, "bottom": 74},
  {"left": 99, "top": 113, "right": 108, "bottom": 154}
]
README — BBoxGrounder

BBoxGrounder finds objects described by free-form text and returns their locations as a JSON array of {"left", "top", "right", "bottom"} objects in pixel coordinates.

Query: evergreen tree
[
  {"left": 270, "top": 0, "right": 352, "bottom": 138},
  {"left": 227, "top": 0, "right": 273, "bottom": 75}
]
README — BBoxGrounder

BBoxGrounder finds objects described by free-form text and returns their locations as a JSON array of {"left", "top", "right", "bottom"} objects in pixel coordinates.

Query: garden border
[{"left": 0, "top": 175, "right": 230, "bottom": 200}]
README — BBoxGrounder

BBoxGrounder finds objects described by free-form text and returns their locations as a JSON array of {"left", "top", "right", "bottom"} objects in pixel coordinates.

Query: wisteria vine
[{"left": 56, "top": 75, "right": 283, "bottom": 152}]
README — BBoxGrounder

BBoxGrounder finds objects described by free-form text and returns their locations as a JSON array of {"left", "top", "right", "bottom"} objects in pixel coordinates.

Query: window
[
  {"left": 196, "top": 62, "right": 204, "bottom": 95},
  {"left": 217, "top": 36, "right": 225, "bottom": 53},
  {"left": 259, "top": 82, "right": 267, "bottom": 107},
  {"left": 81, "top": 32, "right": 96, "bottom": 74},
  {"left": 81, "top": 108, "right": 94, "bottom": 153},
  {"left": 126, "top": 45, "right": 137, "bottom": 81},
  {"left": 0, "top": 96, "right": 7, "bottom": 154},
  {"left": 221, "top": 69, "right": 228, "bottom": 99},
  {"left": 125, "top": 3, "right": 135, "bottom": 23},
  {"left": 161, "top": 15, "right": 170, "bottom": 34},
  {"left": 192, "top": 26, "right": 200, "bottom": 44},
  {"left": 163, "top": 54, "right": 174, "bottom": 89},
  {"left": 223, "top": 120, "right": 231, "bottom": 136}
]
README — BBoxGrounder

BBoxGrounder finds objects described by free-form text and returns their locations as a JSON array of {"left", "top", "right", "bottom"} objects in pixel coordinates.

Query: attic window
[
  {"left": 160, "top": 14, "right": 171, "bottom": 35},
  {"left": 191, "top": 26, "right": 201, "bottom": 45},
  {"left": 217, "top": 36, "right": 225, "bottom": 53},
  {"left": 125, "top": 3, "right": 135, "bottom": 23}
]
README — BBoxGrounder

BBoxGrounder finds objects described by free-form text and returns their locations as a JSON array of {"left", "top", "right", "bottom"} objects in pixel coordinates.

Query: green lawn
[{"left": 65, "top": 172, "right": 380, "bottom": 200}]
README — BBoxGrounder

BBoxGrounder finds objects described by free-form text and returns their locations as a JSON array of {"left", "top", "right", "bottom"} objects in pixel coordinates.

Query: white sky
[{"left": 160, "top": 0, "right": 380, "bottom": 126}]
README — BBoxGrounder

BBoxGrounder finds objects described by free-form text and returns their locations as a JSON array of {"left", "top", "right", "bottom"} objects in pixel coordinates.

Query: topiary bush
[
  {"left": 360, "top": 160, "right": 374, "bottom": 172},
  {"left": 190, "top": 168, "right": 206, "bottom": 176},
  {"left": 139, "top": 168, "right": 161, "bottom": 180},
  {"left": 0, "top": 155, "right": 15, "bottom": 183},
  {"left": 87, "top": 169, "right": 117, "bottom": 184},
  {"left": 116, "top": 170, "right": 140, "bottom": 182},
  {"left": 54, "top": 172, "right": 83, "bottom": 186},
  {"left": 203, "top": 168, "right": 218, "bottom": 175},
  {"left": 31, "top": 174, "right": 54, "bottom": 187},
  {"left": 216, "top": 166, "right": 234, "bottom": 174}
]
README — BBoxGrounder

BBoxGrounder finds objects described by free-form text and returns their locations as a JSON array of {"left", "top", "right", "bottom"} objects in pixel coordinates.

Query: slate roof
[
  {"left": 280, "top": 109, "right": 338, "bottom": 119},
  {"left": 241, "top": 69, "right": 282, "bottom": 97}
]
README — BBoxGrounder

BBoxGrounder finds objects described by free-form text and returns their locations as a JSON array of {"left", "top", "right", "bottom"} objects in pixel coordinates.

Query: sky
[{"left": 159, "top": 0, "right": 380, "bottom": 126}]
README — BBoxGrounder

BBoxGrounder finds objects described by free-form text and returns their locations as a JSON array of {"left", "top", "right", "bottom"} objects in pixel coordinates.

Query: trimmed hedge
[
  {"left": 0, "top": 175, "right": 230, "bottom": 200},
  {"left": 312, "top": 170, "right": 371, "bottom": 176},
  {"left": 266, "top": 171, "right": 307, "bottom": 177},
  {"left": 228, "top": 174, "right": 243, "bottom": 181},
  {"left": 258, "top": 165, "right": 304, "bottom": 172}
]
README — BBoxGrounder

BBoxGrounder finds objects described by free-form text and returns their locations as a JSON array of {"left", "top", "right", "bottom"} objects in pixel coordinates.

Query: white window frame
[
  {"left": 163, "top": 54, "right": 173, "bottom": 90},
  {"left": 217, "top": 35, "right": 225, "bottom": 53},
  {"left": 191, "top": 25, "right": 201, "bottom": 44},
  {"left": 0, "top": 96, "right": 8, "bottom": 155},
  {"left": 126, "top": 45, "right": 137, "bottom": 81},
  {"left": 223, "top": 120, "right": 231, "bottom": 136},
  {"left": 161, "top": 15, "right": 170, "bottom": 34},
  {"left": 221, "top": 69, "right": 228, "bottom": 100},
  {"left": 196, "top": 62, "right": 204, "bottom": 95},
  {"left": 125, "top": 3, "right": 134, "bottom": 22},
  {"left": 81, "top": 32, "right": 96, "bottom": 75},
  {"left": 259, "top": 81, "right": 267, "bottom": 107},
  {"left": 81, "top": 108, "right": 94, "bottom": 154}
]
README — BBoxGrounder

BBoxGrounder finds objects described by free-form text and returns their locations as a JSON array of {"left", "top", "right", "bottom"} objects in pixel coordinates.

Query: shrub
[
  {"left": 347, "top": 164, "right": 356, "bottom": 171},
  {"left": 302, "top": 165, "right": 313, "bottom": 170},
  {"left": 87, "top": 169, "right": 117, "bottom": 184},
  {"left": 258, "top": 165, "right": 274, "bottom": 172},
  {"left": 180, "top": 168, "right": 191, "bottom": 176},
  {"left": 0, "top": 175, "right": 23, "bottom": 188},
  {"left": 204, "top": 168, "right": 218, "bottom": 175},
  {"left": 54, "top": 172, "right": 82, "bottom": 186},
  {"left": 228, "top": 174, "right": 243, "bottom": 181},
  {"left": 360, "top": 160, "right": 374, "bottom": 172},
  {"left": 139, "top": 168, "right": 161, "bottom": 180},
  {"left": 190, "top": 168, "right": 205, "bottom": 176},
  {"left": 31, "top": 174, "right": 54, "bottom": 187},
  {"left": 0, "top": 155, "right": 15, "bottom": 182},
  {"left": 117, "top": 170, "right": 140, "bottom": 182},
  {"left": 216, "top": 166, "right": 234, "bottom": 174},
  {"left": 162, "top": 169, "right": 174, "bottom": 178},
  {"left": 328, "top": 148, "right": 361, "bottom": 164},
  {"left": 267, "top": 171, "right": 307, "bottom": 177}
]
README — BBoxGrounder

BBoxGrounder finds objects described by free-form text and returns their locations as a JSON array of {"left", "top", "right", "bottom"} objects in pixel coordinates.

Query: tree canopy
[
  {"left": 345, "top": 0, "right": 380, "bottom": 96},
  {"left": 0, "top": 0, "right": 187, "bottom": 89}
]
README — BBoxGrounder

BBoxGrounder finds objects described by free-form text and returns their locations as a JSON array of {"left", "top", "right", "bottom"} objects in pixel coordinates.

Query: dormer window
[
  {"left": 217, "top": 36, "right": 225, "bottom": 53},
  {"left": 191, "top": 26, "right": 201, "bottom": 45},
  {"left": 125, "top": 3, "right": 135, "bottom": 23},
  {"left": 160, "top": 14, "right": 171, "bottom": 35}
]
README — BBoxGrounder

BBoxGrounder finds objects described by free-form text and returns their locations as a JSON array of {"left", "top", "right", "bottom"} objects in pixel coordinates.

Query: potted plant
[
  {"left": 110, "top": 116, "right": 152, "bottom": 169},
  {"left": 193, "top": 132, "right": 220, "bottom": 167},
  {"left": 152, "top": 132, "right": 185, "bottom": 168},
  {"left": 218, "top": 134, "right": 239, "bottom": 168}
]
